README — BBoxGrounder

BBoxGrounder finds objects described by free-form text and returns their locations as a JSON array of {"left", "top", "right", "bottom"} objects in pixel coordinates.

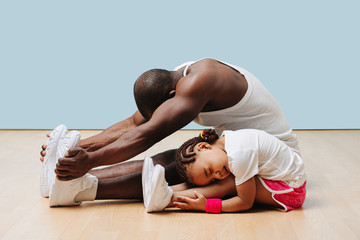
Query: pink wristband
[{"left": 206, "top": 198, "right": 222, "bottom": 213}]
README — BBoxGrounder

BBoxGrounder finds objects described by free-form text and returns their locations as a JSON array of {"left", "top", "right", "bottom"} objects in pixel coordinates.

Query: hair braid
[{"left": 175, "top": 129, "right": 219, "bottom": 183}]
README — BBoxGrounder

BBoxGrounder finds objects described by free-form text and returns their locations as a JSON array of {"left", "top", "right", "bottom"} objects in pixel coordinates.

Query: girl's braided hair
[{"left": 175, "top": 129, "right": 219, "bottom": 183}]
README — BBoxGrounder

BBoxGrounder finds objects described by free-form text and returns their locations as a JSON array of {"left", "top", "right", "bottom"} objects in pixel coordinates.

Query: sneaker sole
[
  {"left": 40, "top": 124, "right": 68, "bottom": 197},
  {"left": 49, "top": 131, "right": 81, "bottom": 207},
  {"left": 48, "top": 131, "right": 81, "bottom": 189},
  {"left": 142, "top": 156, "right": 154, "bottom": 208},
  {"left": 146, "top": 165, "right": 164, "bottom": 212}
]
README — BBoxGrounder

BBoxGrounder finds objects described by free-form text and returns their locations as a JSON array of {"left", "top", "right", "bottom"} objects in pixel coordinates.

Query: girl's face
[{"left": 187, "top": 142, "right": 230, "bottom": 186}]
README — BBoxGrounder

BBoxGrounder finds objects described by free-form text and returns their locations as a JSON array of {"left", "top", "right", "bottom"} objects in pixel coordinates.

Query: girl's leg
[{"left": 254, "top": 177, "right": 282, "bottom": 208}]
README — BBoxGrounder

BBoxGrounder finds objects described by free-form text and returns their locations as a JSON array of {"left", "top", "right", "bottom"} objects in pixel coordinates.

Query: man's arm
[
  {"left": 56, "top": 77, "right": 211, "bottom": 180},
  {"left": 79, "top": 110, "right": 147, "bottom": 152},
  {"left": 40, "top": 110, "right": 146, "bottom": 162}
]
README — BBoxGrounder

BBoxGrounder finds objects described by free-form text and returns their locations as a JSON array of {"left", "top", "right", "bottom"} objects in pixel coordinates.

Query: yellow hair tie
[{"left": 200, "top": 131, "right": 205, "bottom": 140}]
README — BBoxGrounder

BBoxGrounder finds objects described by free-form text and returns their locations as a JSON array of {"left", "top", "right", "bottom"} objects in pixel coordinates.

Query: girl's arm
[
  {"left": 173, "top": 177, "right": 256, "bottom": 212},
  {"left": 169, "top": 175, "right": 236, "bottom": 207},
  {"left": 221, "top": 177, "right": 256, "bottom": 212},
  {"left": 170, "top": 182, "right": 193, "bottom": 192}
]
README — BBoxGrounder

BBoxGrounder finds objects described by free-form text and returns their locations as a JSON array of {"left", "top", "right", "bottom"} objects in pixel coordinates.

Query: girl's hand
[{"left": 173, "top": 191, "right": 207, "bottom": 211}]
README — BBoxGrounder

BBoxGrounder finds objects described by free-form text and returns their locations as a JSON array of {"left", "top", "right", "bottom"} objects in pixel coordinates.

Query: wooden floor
[{"left": 0, "top": 130, "right": 359, "bottom": 240}]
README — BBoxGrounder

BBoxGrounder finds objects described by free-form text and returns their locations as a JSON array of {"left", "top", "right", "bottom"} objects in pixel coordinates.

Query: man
[{"left": 41, "top": 57, "right": 299, "bottom": 200}]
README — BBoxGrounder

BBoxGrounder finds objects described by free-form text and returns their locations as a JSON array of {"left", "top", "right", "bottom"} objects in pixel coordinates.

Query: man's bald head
[{"left": 134, "top": 69, "right": 176, "bottom": 120}]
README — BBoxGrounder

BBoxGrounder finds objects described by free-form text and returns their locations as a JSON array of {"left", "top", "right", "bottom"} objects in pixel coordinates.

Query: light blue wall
[{"left": 1, "top": 1, "right": 359, "bottom": 129}]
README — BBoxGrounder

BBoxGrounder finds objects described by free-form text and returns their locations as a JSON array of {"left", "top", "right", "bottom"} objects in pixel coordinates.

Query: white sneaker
[
  {"left": 49, "top": 173, "right": 97, "bottom": 207},
  {"left": 40, "top": 124, "right": 68, "bottom": 197},
  {"left": 143, "top": 158, "right": 173, "bottom": 212},
  {"left": 142, "top": 156, "right": 155, "bottom": 209},
  {"left": 48, "top": 130, "right": 81, "bottom": 193},
  {"left": 48, "top": 130, "right": 92, "bottom": 207}
]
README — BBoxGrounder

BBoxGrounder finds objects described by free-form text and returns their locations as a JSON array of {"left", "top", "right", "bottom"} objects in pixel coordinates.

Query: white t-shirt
[{"left": 223, "top": 129, "right": 306, "bottom": 188}]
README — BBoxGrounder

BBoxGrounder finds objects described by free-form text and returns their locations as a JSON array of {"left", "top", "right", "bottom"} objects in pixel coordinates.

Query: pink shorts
[{"left": 258, "top": 177, "right": 307, "bottom": 211}]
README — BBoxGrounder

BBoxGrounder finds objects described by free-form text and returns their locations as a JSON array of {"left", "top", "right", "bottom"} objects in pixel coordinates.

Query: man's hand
[
  {"left": 40, "top": 134, "right": 51, "bottom": 162},
  {"left": 55, "top": 147, "right": 94, "bottom": 181},
  {"left": 173, "top": 191, "right": 207, "bottom": 211}
]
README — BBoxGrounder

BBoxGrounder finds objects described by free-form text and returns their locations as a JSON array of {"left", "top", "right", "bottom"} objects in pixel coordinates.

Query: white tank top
[{"left": 174, "top": 58, "right": 300, "bottom": 154}]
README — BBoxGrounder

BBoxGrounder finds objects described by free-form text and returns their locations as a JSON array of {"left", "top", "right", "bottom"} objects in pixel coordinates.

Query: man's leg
[
  {"left": 88, "top": 149, "right": 182, "bottom": 184},
  {"left": 93, "top": 164, "right": 182, "bottom": 200},
  {"left": 88, "top": 161, "right": 143, "bottom": 179},
  {"left": 93, "top": 174, "right": 235, "bottom": 205},
  {"left": 89, "top": 149, "right": 183, "bottom": 200},
  {"left": 95, "top": 171, "right": 143, "bottom": 199}
]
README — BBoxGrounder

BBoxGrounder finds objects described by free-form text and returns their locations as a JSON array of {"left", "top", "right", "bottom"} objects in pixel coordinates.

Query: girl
[{"left": 170, "top": 128, "right": 306, "bottom": 213}]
